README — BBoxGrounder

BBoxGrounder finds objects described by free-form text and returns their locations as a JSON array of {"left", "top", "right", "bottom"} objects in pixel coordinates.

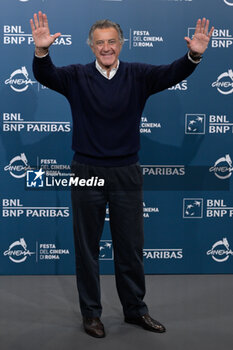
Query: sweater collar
[{"left": 95, "top": 60, "right": 120, "bottom": 80}]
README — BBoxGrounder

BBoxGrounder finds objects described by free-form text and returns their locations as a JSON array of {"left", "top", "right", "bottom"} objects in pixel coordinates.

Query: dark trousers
[{"left": 71, "top": 161, "right": 148, "bottom": 318}]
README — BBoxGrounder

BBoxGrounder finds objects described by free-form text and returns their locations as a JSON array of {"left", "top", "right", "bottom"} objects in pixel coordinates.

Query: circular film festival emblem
[
  {"left": 207, "top": 238, "right": 233, "bottom": 262},
  {"left": 4, "top": 238, "right": 35, "bottom": 263},
  {"left": 224, "top": 0, "right": 233, "bottom": 5},
  {"left": 4, "top": 153, "right": 30, "bottom": 178},
  {"left": 209, "top": 154, "right": 233, "bottom": 179},
  {"left": 5, "top": 66, "right": 37, "bottom": 92},
  {"left": 212, "top": 69, "right": 233, "bottom": 95}
]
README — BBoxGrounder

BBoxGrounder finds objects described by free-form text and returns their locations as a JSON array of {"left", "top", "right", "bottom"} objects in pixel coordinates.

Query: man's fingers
[
  {"left": 33, "top": 13, "right": 39, "bottom": 29},
  {"left": 38, "top": 11, "right": 44, "bottom": 27},
  {"left": 204, "top": 19, "right": 209, "bottom": 35},
  {"left": 194, "top": 18, "right": 201, "bottom": 35},
  {"left": 194, "top": 18, "right": 213, "bottom": 37},
  {"left": 31, "top": 11, "right": 50, "bottom": 34},
  {"left": 43, "top": 13, "right": 49, "bottom": 28},
  {"left": 201, "top": 18, "right": 206, "bottom": 33},
  {"left": 184, "top": 37, "right": 191, "bottom": 46},
  {"left": 30, "top": 19, "right": 35, "bottom": 32},
  {"left": 208, "top": 26, "right": 215, "bottom": 39},
  {"left": 52, "top": 32, "right": 62, "bottom": 41}
]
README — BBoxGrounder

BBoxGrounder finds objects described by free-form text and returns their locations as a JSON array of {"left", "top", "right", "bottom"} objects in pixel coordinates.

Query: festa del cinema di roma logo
[
  {"left": 5, "top": 67, "right": 37, "bottom": 92},
  {"left": 224, "top": 0, "right": 233, "bottom": 5},
  {"left": 212, "top": 69, "right": 233, "bottom": 95},
  {"left": 4, "top": 153, "right": 30, "bottom": 178},
  {"left": 3, "top": 238, "right": 35, "bottom": 263},
  {"left": 209, "top": 154, "right": 233, "bottom": 180},
  {"left": 207, "top": 238, "right": 233, "bottom": 262}
]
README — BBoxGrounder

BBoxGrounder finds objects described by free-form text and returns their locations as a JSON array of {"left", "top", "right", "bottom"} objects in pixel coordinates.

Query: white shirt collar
[{"left": 95, "top": 60, "right": 120, "bottom": 80}]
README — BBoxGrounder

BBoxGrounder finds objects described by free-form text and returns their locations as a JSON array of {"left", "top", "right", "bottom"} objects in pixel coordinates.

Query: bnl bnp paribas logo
[
  {"left": 183, "top": 198, "right": 203, "bottom": 218},
  {"left": 3, "top": 25, "right": 72, "bottom": 46},
  {"left": 99, "top": 241, "right": 113, "bottom": 260},
  {"left": 4, "top": 67, "right": 37, "bottom": 92},
  {"left": 185, "top": 114, "right": 233, "bottom": 134},
  {"left": 188, "top": 27, "right": 233, "bottom": 48},
  {"left": 183, "top": 198, "right": 233, "bottom": 218},
  {"left": 185, "top": 114, "right": 205, "bottom": 134}
]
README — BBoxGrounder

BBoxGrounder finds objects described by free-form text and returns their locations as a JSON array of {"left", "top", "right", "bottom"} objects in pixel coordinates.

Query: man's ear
[{"left": 90, "top": 45, "right": 95, "bottom": 55}]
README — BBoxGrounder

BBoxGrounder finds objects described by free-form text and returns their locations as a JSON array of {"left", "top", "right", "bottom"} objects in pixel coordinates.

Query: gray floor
[{"left": 0, "top": 275, "right": 232, "bottom": 350}]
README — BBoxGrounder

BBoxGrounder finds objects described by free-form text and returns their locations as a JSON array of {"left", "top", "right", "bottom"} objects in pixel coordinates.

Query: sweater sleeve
[
  {"left": 142, "top": 53, "right": 199, "bottom": 97},
  {"left": 32, "top": 54, "right": 76, "bottom": 98}
]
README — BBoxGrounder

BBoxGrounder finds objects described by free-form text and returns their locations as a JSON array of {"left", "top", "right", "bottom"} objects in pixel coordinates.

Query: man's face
[{"left": 91, "top": 27, "right": 122, "bottom": 70}]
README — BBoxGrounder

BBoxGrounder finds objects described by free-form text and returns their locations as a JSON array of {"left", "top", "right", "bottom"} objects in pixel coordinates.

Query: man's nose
[{"left": 103, "top": 41, "right": 110, "bottom": 51}]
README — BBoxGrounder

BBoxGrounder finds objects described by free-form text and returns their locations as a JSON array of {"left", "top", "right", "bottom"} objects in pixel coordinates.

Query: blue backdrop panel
[{"left": 0, "top": 0, "right": 233, "bottom": 274}]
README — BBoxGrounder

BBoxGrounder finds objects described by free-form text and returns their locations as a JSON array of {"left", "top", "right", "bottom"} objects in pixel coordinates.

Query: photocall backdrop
[{"left": 0, "top": 0, "right": 232, "bottom": 275}]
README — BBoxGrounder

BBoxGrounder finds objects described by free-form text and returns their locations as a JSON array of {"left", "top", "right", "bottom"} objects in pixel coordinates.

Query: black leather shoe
[
  {"left": 83, "top": 317, "right": 105, "bottom": 338},
  {"left": 124, "top": 313, "right": 166, "bottom": 333}
]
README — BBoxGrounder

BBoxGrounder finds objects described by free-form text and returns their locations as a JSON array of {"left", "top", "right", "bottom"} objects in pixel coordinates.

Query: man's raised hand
[
  {"left": 184, "top": 18, "right": 214, "bottom": 57},
  {"left": 30, "top": 11, "right": 61, "bottom": 56}
]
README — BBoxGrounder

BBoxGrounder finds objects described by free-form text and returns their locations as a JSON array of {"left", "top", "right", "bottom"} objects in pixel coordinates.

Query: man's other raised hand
[
  {"left": 30, "top": 11, "right": 61, "bottom": 56},
  {"left": 184, "top": 18, "right": 214, "bottom": 56}
]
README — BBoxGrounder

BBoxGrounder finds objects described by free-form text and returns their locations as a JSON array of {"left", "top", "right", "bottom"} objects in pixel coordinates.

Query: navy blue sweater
[{"left": 33, "top": 54, "right": 197, "bottom": 166}]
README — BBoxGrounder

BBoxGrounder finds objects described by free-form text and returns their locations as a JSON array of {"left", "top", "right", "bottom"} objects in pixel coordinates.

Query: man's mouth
[{"left": 101, "top": 53, "right": 114, "bottom": 57}]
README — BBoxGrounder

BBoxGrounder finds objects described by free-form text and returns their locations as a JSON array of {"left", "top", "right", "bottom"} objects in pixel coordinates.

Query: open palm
[
  {"left": 185, "top": 18, "right": 214, "bottom": 55},
  {"left": 30, "top": 11, "right": 61, "bottom": 50}
]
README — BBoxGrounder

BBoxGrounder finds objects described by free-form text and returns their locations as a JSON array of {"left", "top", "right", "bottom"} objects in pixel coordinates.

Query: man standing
[{"left": 31, "top": 12, "right": 214, "bottom": 338}]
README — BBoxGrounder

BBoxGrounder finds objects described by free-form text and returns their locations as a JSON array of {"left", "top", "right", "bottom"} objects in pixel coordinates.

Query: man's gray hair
[{"left": 87, "top": 19, "right": 124, "bottom": 46}]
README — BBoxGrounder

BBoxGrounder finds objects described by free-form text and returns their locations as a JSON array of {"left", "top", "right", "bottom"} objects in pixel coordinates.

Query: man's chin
[
  {"left": 102, "top": 63, "right": 111, "bottom": 68},
  {"left": 101, "top": 61, "right": 114, "bottom": 68}
]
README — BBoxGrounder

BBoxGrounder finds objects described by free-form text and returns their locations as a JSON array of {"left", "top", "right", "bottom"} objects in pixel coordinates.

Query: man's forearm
[
  {"left": 33, "top": 53, "right": 74, "bottom": 97},
  {"left": 33, "top": 54, "right": 63, "bottom": 93}
]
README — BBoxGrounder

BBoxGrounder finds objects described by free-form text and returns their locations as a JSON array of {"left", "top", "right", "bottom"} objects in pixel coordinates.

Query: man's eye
[{"left": 109, "top": 40, "right": 116, "bottom": 44}]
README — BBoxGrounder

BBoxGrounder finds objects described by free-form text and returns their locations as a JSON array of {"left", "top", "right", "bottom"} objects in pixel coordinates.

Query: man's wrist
[
  {"left": 188, "top": 50, "right": 203, "bottom": 61},
  {"left": 188, "top": 51, "right": 202, "bottom": 64},
  {"left": 35, "top": 47, "right": 49, "bottom": 57}
]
